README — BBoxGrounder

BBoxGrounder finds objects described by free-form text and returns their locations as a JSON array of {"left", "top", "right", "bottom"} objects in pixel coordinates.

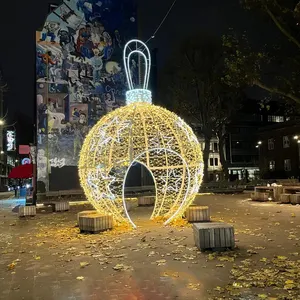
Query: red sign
[{"left": 19, "top": 145, "right": 30, "bottom": 155}]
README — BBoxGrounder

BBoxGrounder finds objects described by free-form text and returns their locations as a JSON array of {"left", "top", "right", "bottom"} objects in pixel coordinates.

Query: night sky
[{"left": 0, "top": 0, "right": 279, "bottom": 144}]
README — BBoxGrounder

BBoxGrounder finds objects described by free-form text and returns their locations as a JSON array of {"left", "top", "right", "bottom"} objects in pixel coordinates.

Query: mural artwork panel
[{"left": 36, "top": 0, "right": 137, "bottom": 191}]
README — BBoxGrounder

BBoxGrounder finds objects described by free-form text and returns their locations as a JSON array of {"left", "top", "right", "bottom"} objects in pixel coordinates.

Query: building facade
[
  {"left": 198, "top": 137, "right": 222, "bottom": 181},
  {"left": 36, "top": 0, "right": 137, "bottom": 192},
  {"left": 258, "top": 121, "right": 300, "bottom": 179}
]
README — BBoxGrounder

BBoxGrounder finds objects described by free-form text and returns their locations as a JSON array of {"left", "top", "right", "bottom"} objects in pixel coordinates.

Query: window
[
  {"left": 284, "top": 159, "right": 291, "bottom": 171},
  {"left": 283, "top": 136, "right": 290, "bottom": 148},
  {"left": 209, "top": 158, "right": 214, "bottom": 166},
  {"left": 269, "top": 160, "right": 275, "bottom": 171},
  {"left": 268, "top": 115, "right": 284, "bottom": 123},
  {"left": 268, "top": 138, "right": 274, "bottom": 150},
  {"left": 213, "top": 142, "right": 218, "bottom": 152},
  {"left": 214, "top": 158, "right": 219, "bottom": 166}
]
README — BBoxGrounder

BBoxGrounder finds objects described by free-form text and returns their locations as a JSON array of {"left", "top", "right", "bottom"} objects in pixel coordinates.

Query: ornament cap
[{"left": 126, "top": 89, "right": 152, "bottom": 105}]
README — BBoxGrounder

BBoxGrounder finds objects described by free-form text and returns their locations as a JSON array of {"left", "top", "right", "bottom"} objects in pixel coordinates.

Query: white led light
[
  {"left": 123, "top": 39, "right": 151, "bottom": 90},
  {"left": 126, "top": 89, "right": 152, "bottom": 105}
]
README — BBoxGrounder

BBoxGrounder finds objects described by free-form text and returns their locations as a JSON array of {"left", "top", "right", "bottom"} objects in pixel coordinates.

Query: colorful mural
[{"left": 36, "top": 0, "right": 137, "bottom": 191}]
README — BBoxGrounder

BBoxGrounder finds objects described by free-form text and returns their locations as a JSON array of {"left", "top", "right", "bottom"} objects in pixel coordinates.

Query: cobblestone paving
[{"left": 0, "top": 194, "right": 300, "bottom": 300}]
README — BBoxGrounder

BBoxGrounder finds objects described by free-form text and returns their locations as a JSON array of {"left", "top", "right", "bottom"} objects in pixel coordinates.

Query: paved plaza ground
[{"left": 1, "top": 193, "right": 300, "bottom": 300}]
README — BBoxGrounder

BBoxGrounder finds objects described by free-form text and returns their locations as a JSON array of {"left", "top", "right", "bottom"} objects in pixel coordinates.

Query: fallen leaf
[
  {"left": 76, "top": 276, "right": 84, "bottom": 280},
  {"left": 80, "top": 262, "right": 90, "bottom": 268},
  {"left": 258, "top": 294, "right": 268, "bottom": 299}
]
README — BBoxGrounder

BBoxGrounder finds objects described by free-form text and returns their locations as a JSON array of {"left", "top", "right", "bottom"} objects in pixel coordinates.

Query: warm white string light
[{"left": 79, "top": 39, "right": 203, "bottom": 228}]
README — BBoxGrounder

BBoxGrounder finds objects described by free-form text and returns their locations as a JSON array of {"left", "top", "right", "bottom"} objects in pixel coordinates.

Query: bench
[
  {"left": 185, "top": 205, "right": 210, "bottom": 222},
  {"left": 77, "top": 210, "right": 97, "bottom": 223},
  {"left": 251, "top": 191, "right": 269, "bottom": 202},
  {"left": 49, "top": 202, "right": 70, "bottom": 212},
  {"left": 18, "top": 206, "right": 36, "bottom": 218},
  {"left": 280, "top": 194, "right": 291, "bottom": 204},
  {"left": 78, "top": 214, "right": 113, "bottom": 233},
  {"left": 193, "top": 222, "right": 235, "bottom": 251},
  {"left": 291, "top": 194, "right": 300, "bottom": 205},
  {"left": 138, "top": 196, "right": 155, "bottom": 206}
]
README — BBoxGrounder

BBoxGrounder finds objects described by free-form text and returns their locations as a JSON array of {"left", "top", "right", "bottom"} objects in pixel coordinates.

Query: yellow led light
[{"left": 78, "top": 40, "right": 203, "bottom": 228}]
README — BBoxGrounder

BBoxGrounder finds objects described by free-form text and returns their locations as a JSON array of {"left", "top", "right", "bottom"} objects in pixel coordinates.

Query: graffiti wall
[{"left": 36, "top": 0, "right": 137, "bottom": 192}]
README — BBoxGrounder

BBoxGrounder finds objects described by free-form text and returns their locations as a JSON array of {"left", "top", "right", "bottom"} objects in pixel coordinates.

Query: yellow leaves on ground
[
  {"left": 187, "top": 283, "right": 201, "bottom": 291},
  {"left": 79, "top": 261, "right": 90, "bottom": 268},
  {"left": 161, "top": 271, "right": 179, "bottom": 278},
  {"left": 76, "top": 276, "right": 84, "bottom": 280},
  {"left": 112, "top": 264, "right": 133, "bottom": 271},
  {"left": 212, "top": 253, "right": 300, "bottom": 299},
  {"left": 7, "top": 262, "right": 16, "bottom": 270}
]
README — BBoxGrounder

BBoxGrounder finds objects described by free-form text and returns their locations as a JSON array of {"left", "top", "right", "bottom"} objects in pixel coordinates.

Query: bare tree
[{"left": 164, "top": 37, "right": 241, "bottom": 182}]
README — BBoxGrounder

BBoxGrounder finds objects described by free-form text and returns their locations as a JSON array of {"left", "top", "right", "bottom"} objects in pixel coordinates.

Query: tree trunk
[
  {"left": 203, "top": 136, "right": 211, "bottom": 183},
  {"left": 218, "top": 135, "right": 228, "bottom": 180}
]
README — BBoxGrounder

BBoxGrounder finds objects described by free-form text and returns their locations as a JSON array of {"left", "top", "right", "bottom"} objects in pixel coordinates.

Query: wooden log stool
[
  {"left": 280, "top": 194, "right": 291, "bottom": 204},
  {"left": 79, "top": 213, "right": 113, "bottom": 233},
  {"left": 50, "top": 202, "right": 70, "bottom": 212},
  {"left": 138, "top": 196, "right": 155, "bottom": 206},
  {"left": 185, "top": 205, "right": 210, "bottom": 222},
  {"left": 290, "top": 194, "right": 300, "bottom": 205},
  {"left": 193, "top": 222, "right": 235, "bottom": 251},
  {"left": 18, "top": 206, "right": 36, "bottom": 218},
  {"left": 77, "top": 210, "right": 97, "bottom": 223}
]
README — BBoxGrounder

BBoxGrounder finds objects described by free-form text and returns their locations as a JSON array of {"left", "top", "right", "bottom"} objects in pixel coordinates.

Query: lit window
[
  {"left": 284, "top": 159, "right": 291, "bottom": 171},
  {"left": 268, "top": 138, "right": 274, "bottom": 150},
  {"left": 283, "top": 136, "right": 290, "bottom": 148},
  {"left": 268, "top": 115, "right": 284, "bottom": 123},
  {"left": 269, "top": 160, "right": 275, "bottom": 171}
]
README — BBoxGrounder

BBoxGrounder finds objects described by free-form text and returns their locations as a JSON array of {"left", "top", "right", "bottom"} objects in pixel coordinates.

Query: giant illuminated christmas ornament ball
[{"left": 79, "top": 40, "right": 203, "bottom": 228}]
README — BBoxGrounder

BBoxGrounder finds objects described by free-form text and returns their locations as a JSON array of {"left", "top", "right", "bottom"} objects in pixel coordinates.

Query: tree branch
[
  {"left": 253, "top": 79, "right": 300, "bottom": 104},
  {"left": 264, "top": 5, "right": 300, "bottom": 50}
]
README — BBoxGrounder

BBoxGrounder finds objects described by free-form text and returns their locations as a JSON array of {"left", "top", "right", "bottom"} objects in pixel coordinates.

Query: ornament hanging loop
[{"left": 123, "top": 39, "right": 151, "bottom": 90}]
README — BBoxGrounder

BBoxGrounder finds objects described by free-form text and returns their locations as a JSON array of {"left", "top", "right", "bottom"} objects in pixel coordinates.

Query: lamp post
[
  {"left": 293, "top": 136, "right": 300, "bottom": 170},
  {"left": 256, "top": 141, "right": 262, "bottom": 177}
]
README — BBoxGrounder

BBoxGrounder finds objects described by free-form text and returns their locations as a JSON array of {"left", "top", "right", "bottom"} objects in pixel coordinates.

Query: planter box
[
  {"left": 18, "top": 206, "right": 36, "bottom": 218},
  {"left": 185, "top": 206, "right": 210, "bottom": 222},
  {"left": 79, "top": 214, "right": 113, "bottom": 233},
  {"left": 138, "top": 196, "right": 155, "bottom": 206},
  {"left": 193, "top": 222, "right": 235, "bottom": 251}
]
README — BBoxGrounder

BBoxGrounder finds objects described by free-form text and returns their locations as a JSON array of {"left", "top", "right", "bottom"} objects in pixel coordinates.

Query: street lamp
[
  {"left": 0, "top": 151, "right": 4, "bottom": 154},
  {"left": 0, "top": 120, "right": 4, "bottom": 126}
]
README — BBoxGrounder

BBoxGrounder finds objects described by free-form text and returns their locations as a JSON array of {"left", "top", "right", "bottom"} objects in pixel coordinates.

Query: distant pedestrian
[{"left": 14, "top": 186, "right": 17, "bottom": 198}]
